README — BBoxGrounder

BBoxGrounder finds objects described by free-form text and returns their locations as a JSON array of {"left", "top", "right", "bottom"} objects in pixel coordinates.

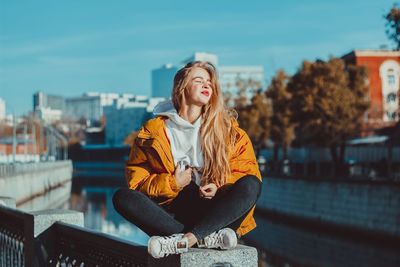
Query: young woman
[{"left": 113, "top": 61, "right": 262, "bottom": 258}]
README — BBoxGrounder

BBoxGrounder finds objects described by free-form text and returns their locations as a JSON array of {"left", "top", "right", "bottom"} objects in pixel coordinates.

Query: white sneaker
[
  {"left": 147, "top": 233, "right": 189, "bottom": 258},
  {"left": 198, "top": 228, "right": 238, "bottom": 250}
]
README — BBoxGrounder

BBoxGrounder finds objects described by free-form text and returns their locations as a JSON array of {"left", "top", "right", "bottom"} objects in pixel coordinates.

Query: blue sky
[{"left": 0, "top": 0, "right": 395, "bottom": 115}]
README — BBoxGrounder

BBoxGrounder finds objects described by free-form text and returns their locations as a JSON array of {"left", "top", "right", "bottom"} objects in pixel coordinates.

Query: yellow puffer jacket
[{"left": 125, "top": 116, "right": 262, "bottom": 236}]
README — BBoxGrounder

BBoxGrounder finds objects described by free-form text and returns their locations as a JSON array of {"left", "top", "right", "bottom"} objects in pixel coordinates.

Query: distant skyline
[{"left": 0, "top": 0, "right": 395, "bottom": 115}]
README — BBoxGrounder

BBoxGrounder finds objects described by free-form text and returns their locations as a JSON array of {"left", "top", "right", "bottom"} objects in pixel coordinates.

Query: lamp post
[{"left": 12, "top": 112, "right": 16, "bottom": 163}]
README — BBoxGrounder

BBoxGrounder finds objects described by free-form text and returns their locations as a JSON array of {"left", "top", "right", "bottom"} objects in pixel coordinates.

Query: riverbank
[
  {"left": 257, "top": 176, "right": 400, "bottom": 240},
  {"left": 0, "top": 161, "right": 72, "bottom": 209}
]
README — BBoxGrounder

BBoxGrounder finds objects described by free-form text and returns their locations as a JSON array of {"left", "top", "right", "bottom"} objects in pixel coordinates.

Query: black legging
[{"left": 112, "top": 175, "right": 261, "bottom": 240}]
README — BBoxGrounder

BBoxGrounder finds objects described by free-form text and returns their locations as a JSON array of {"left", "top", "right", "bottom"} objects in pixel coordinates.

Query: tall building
[
  {"left": 0, "top": 98, "right": 5, "bottom": 120},
  {"left": 33, "top": 92, "right": 64, "bottom": 122},
  {"left": 35, "top": 107, "right": 63, "bottom": 123},
  {"left": 151, "top": 64, "right": 178, "bottom": 98},
  {"left": 32, "top": 91, "right": 148, "bottom": 124},
  {"left": 342, "top": 50, "right": 400, "bottom": 134},
  {"left": 182, "top": 52, "right": 218, "bottom": 66},
  {"left": 64, "top": 92, "right": 138, "bottom": 123},
  {"left": 65, "top": 95, "right": 102, "bottom": 122},
  {"left": 33, "top": 91, "right": 65, "bottom": 111},
  {"left": 85, "top": 92, "right": 136, "bottom": 107},
  {"left": 33, "top": 91, "right": 47, "bottom": 110},
  {"left": 104, "top": 96, "right": 156, "bottom": 145},
  {"left": 104, "top": 96, "right": 166, "bottom": 145},
  {"left": 219, "top": 66, "right": 265, "bottom": 98}
]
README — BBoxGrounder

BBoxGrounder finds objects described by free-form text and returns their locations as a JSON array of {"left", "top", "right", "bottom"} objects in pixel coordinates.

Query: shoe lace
[
  {"left": 205, "top": 231, "right": 224, "bottom": 247},
  {"left": 160, "top": 235, "right": 184, "bottom": 256}
]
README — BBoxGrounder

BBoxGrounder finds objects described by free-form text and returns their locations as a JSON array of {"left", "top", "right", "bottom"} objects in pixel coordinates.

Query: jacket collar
[
  {"left": 136, "top": 116, "right": 175, "bottom": 171},
  {"left": 136, "top": 116, "right": 241, "bottom": 171}
]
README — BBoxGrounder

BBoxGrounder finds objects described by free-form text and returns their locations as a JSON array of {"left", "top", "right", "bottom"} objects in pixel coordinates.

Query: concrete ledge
[
  {"left": 0, "top": 161, "right": 72, "bottom": 206},
  {"left": 30, "top": 209, "right": 84, "bottom": 237},
  {"left": 148, "top": 244, "right": 258, "bottom": 267}
]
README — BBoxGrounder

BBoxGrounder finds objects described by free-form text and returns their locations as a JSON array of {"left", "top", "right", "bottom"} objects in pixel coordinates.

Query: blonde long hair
[{"left": 171, "top": 61, "right": 238, "bottom": 187}]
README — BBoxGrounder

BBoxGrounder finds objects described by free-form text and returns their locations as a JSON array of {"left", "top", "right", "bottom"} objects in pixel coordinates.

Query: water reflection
[
  {"left": 69, "top": 185, "right": 150, "bottom": 246},
  {"left": 244, "top": 214, "right": 400, "bottom": 267},
  {"left": 19, "top": 181, "right": 71, "bottom": 212}
]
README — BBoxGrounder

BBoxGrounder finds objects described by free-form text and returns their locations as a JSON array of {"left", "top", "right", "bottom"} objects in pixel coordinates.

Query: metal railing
[
  {"left": 46, "top": 222, "right": 147, "bottom": 267},
  {"left": 0, "top": 205, "right": 147, "bottom": 267},
  {"left": 0, "top": 206, "right": 34, "bottom": 267},
  {"left": 261, "top": 160, "right": 400, "bottom": 181},
  {"left": 260, "top": 146, "right": 400, "bottom": 163}
]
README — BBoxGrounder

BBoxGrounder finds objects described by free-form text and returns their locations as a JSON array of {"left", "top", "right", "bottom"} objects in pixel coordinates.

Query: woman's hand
[
  {"left": 174, "top": 164, "right": 192, "bottom": 189},
  {"left": 199, "top": 183, "right": 217, "bottom": 199}
]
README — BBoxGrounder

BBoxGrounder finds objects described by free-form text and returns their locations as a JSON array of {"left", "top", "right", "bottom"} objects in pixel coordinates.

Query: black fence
[
  {"left": 42, "top": 222, "right": 147, "bottom": 267},
  {"left": 0, "top": 206, "right": 147, "bottom": 267},
  {"left": 0, "top": 206, "right": 34, "bottom": 267}
]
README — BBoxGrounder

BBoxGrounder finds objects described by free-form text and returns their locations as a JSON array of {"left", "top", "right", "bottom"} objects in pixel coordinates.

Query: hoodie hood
[
  {"left": 153, "top": 100, "right": 201, "bottom": 129},
  {"left": 153, "top": 99, "right": 204, "bottom": 181}
]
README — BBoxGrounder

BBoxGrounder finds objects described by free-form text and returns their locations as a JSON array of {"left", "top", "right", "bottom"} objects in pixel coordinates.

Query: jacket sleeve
[
  {"left": 227, "top": 129, "right": 262, "bottom": 184},
  {"left": 125, "top": 139, "right": 181, "bottom": 202}
]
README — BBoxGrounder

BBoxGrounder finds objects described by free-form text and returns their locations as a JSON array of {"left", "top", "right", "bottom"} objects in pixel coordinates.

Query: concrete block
[
  {"left": 29, "top": 209, "right": 84, "bottom": 237},
  {"left": 0, "top": 196, "right": 16, "bottom": 208},
  {"left": 148, "top": 245, "right": 258, "bottom": 267}
]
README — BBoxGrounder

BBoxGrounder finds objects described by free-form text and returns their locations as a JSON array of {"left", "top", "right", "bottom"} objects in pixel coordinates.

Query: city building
[
  {"left": 33, "top": 92, "right": 65, "bottom": 123},
  {"left": 0, "top": 137, "right": 39, "bottom": 163},
  {"left": 65, "top": 94, "right": 102, "bottom": 122},
  {"left": 342, "top": 50, "right": 400, "bottom": 135},
  {"left": 35, "top": 107, "right": 63, "bottom": 123},
  {"left": 85, "top": 92, "right": 137, "bottom": 107},
  {"left": 33, "top": 91, "right": 65, "bottom": 111},
  {"left": 219, "top": 66, "right": 265, "bottom": 99},
  {"left": 151, "top": 64, "right": 178, "bottom": 98},
  {"left": 64, "top": 92, "right": 138, "bottom": 123},
  {"left": 151, "top": 52, "right": 265, "bottom": 102},
  {"left": 104, "top": 96, "right": 159, "bottom": 145},
  {"left": 182, "top": 52, "right": 219, "bottom": 66},
  {"left": 0, "top": 98, "right": 5, "bottom": 120},
  {"left": 33, "top": 91, "right": 142, "bottom": 123}
]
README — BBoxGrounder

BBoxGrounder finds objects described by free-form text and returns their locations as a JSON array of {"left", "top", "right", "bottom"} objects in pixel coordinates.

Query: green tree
[
  {"left": 385, "top": 4, "right": 400, "bottom": 50},
  {"left": 287, "top": 58, "right": 370, "bottom": 166},
  {"left": 266, "top": 70, "right": 295, "bottom": 161}
]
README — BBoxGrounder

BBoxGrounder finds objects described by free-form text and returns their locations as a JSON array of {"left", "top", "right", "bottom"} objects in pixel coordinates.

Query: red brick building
[
  {"left": 342, "top": 50, "right": 400, "bottom": 136},
  {"left": 0, "top": 143, "right": 38, "bottom": 155}
]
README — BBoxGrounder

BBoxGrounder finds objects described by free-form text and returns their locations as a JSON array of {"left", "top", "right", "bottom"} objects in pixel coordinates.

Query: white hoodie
[{"left": 153, "top": 100, "right": 203, "bottom": 185}]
